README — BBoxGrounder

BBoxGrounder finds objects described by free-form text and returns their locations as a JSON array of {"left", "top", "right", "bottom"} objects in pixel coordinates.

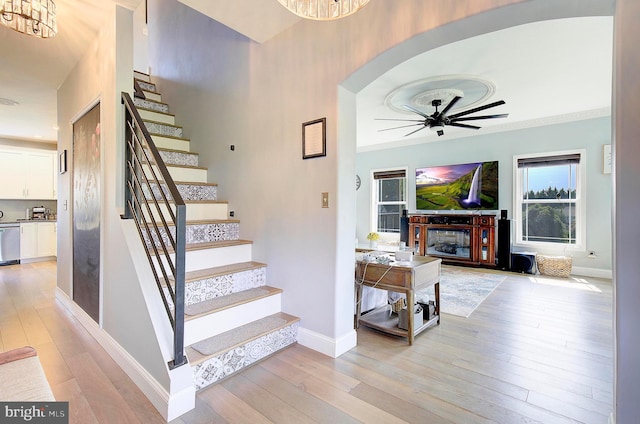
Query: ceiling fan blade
[
  {"left": 450, "top": 113, "right": 509, "bottom": 122},
  {"left": 402, "top": 104, "right": 432, "bottom": 120},
  {"left": 378, "top": 123, "right": 425, "bottom": 132},
  {"left": 374, "top": 118, "right": 426, "bottom": 122},
  {"left": 440, "top": 96, "right": 462, "bottom": 116},
  {"left": 448, "top": 122, "right": 481, "bottom": 130},
  {"left": 447, "top": 100, "right": 506, "bottom": 119},
  {"left": 404, "top": 126, "right": 429, "bottom": 137}
]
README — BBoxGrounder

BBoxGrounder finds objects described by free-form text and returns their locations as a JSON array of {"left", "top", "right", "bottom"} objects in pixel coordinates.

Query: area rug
[{"left": 416, "top": 266, "right": 507, "bottom": 318}]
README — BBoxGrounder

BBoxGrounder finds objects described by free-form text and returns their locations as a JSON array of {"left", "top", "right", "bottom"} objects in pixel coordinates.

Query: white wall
[
  {"left": 356, "top": 117, "right": 613, "bottom": 272},
  {"left": 146, "top": 0, "right": 533, "bottom": 353},
  {"left": 613, "top": 0, "right": 640, "bottom": 422},
  {"left": 145, "top": 0, "right": 620, "bottom": 353},
  {"left": 56, "top": 4, "right": 169, "bottom": 390}
]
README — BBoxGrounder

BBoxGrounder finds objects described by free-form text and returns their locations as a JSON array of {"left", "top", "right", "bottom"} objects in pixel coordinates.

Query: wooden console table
[{"left": 355, "top": 255, "right": 441, "bottom": 345}]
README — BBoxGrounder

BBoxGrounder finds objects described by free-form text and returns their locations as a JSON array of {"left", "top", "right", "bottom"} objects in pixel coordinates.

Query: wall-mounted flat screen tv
[{"left": 416, "top": 161, "right": 498, "bottom": 210}]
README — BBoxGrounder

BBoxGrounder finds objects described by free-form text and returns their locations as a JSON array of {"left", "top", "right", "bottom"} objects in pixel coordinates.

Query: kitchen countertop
[{"left": 0, "top": 219, "right": 58, "bottom": 224}]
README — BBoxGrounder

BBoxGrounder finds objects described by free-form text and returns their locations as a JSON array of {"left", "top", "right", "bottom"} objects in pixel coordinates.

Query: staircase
[{"left": 129, "top": 71, "right": 299, "bottom": 393}]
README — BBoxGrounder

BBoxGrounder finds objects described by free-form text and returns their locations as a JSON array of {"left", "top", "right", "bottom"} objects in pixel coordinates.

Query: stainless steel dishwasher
[{"left": 0, "top": 223, "right": 20, "bottom": 265}]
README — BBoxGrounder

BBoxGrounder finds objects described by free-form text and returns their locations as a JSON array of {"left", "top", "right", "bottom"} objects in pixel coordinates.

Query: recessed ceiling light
[{"left": 0, "top": 97, "right": 19, "bottom": 106}]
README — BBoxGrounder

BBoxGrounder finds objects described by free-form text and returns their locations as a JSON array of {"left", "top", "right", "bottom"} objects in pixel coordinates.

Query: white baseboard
[
  {"left": 297, "top": 326, "right": 357, "bottom": 358},
  {"left": 55, "top": 288, "right": 194, "bottom": 421},
  {"left": 609, "top": 412, "right": 615, "bottom": 424},
  {"left": 571, "top": 266, "right": 612, "bottom": 279}
]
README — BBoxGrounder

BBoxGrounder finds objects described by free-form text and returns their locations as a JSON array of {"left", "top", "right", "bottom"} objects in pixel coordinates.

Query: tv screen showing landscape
[{"left": 416, "top": 161, "right": 498, "bottom": 210}]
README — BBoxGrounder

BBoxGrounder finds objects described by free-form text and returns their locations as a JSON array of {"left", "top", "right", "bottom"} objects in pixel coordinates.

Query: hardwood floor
[{"left": 0, "top": 261, "right": 613, "bottom": 423}]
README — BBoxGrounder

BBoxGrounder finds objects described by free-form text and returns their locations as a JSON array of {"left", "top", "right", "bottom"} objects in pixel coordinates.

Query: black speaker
[
  {"left": 511, "top": 252, "right": 537, "bottom": 274},
  {"left": 400, "top": 209, "right": 409, "bottom": 245},
  {"left": 497, "top": 219, "right": 511, "bottom": 270},
  {"left": 501, "top": 209, "right": 508, "bottom": 220}
]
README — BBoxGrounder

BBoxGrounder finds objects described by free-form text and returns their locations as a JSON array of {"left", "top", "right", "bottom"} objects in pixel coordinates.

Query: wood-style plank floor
[{"left": 0, "top": 261, "right": 613, "bottom": 423}]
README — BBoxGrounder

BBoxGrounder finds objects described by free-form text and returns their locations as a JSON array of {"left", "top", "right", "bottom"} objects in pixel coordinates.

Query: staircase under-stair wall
[{"left": 127, "top": 70, "right": 299, "bottom": 419}]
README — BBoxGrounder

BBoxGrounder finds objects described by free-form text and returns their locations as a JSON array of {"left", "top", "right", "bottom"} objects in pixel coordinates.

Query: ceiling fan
[{"left": 376, "top": 96, "right": 508, "bottom": 137}]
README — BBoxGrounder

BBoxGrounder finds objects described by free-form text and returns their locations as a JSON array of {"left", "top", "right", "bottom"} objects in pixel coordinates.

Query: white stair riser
[
  {"left": 139, "top": 108, "right": 175, "bottom": 125},
  {"left": 134, "top": 71, "right": 150, "bottom": 82},
  {"left": 142, "top": 164, "right": 207, "bottom": 183},
  {"left": 184, "top": 294, "right": 282, "bottom": 346},
  {"left": 144, "top": 91, "right": 162, "bottom": 102},
  {"left": 151, "top": 135, "right": 190, "bottom": 151},
  {"left": 142, "top": 203, "right": 228, "bottom": 222},
  {"left": 153, "top": 243, "right": 253, "bottom": 272}
]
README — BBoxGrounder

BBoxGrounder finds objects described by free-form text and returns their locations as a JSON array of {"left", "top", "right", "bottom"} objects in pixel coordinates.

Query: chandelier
[
  {"left": 0, "top": 0, "right": 57, "bottom": 38},
  {"left": 277, "top": 0, "right": 370, "bottom": 21}
]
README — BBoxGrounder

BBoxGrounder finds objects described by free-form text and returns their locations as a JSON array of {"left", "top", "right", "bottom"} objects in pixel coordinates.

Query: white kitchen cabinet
[
  {"left": 0, "top": 150, "right": 26, "bottom": 198},
  {"left": 0, "top": 149, "right": 57, "bottom": 200},
  {"left": 20, "top": 222, "right": 57, "bottom": 260},
  {"left": 20, "top": 222, "right": 38, "bottom": 259}
]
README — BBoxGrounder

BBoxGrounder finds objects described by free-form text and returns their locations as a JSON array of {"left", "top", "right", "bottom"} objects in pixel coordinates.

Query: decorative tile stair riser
[
  {"left": 143, "top": 181, "right": 218, "bottom": 202},
  {"left": 191, "top": 315, "right": 299, "bottom": 390},
  {"left": 133, "top": 98, "right": 170, "bottom": 113}
]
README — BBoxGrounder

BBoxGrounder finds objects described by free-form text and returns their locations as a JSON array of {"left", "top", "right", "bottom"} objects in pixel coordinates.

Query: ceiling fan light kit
[
  {"left": 0, "top": 0, "right": 57, "bottom": 38},
  {"left": 277, "top": 0, "right": 369, "bottom": 20},
  {"left": 377, "top": 95, "right": 509, "bottom": 137}
]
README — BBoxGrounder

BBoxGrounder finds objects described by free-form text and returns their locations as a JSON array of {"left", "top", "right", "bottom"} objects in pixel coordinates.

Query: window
[
  {"left": 514, "top": 151, "right": 585, "bottom": 250},
  {"left": 371, "top": 169, "right": 407, "bottom": 234}
]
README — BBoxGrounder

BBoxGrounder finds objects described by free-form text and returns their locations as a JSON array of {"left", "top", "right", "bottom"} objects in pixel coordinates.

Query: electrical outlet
[
  {"left": 229, "top": 211, "right": 235, "bottom": 217},
  {"left": 322, "top": 192, "right": 329, "bottom": 208}
]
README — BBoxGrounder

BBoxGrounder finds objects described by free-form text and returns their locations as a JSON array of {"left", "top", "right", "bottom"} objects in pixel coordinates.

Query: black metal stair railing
[{"left": 121, "top": 91, "right": 187, "bottom": 369}]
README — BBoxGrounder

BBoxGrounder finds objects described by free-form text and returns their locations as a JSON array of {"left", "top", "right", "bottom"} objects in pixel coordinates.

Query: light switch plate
[{"left": 322, "top": 192, "right": 329, "bottom": 208}]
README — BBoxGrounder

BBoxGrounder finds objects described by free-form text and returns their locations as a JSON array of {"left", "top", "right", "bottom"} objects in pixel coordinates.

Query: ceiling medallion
[
  {"left": 384, "top": 75, "right": 496, "bottom": 115},
  {"left": 277, "top": 0, "right": 369, "bottom": 21}
]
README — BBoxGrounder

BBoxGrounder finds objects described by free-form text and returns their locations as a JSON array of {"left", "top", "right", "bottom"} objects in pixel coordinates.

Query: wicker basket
[
  {"left": 390, "top": 298, "right": 406, "bottom": 313},
  {"left": 536, "top": 255, "right": 572, "bottom": 278}
]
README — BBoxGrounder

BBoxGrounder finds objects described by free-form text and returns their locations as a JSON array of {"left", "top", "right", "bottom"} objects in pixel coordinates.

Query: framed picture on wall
[{"left": 302, "top": 117, "right": 326, "bottom": 159}]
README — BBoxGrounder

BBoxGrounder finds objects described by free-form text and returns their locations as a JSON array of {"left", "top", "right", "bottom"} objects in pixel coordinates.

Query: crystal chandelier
[
  {"left": 277, "top": 0, "right": 370, "bottom": 21},
  {"left": 0, "top": 0, "right": 57, "bottom": 38}
]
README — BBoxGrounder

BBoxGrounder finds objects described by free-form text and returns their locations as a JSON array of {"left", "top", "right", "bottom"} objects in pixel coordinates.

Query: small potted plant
[{"left": 366, "top": 232, "right": 380, "bottom": 249}]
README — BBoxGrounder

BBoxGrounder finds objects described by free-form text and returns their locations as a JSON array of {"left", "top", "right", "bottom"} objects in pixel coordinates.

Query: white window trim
[
  {"left": 512, "top": 149, "right": 587, "bottom": 254},
  {"left": 370, "top": 166, "right": 408, "bottom": 240}
]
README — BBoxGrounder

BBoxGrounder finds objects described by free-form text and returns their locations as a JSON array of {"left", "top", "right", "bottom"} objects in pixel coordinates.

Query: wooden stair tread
[
  {"left": 148, "top": 132, "right": 190, "bottom": 142},
  {"left": 134, "top": 97, "right": 168, "bottom": 107},
  {"left": 143, "top": 118, "right": 183, "bottom": 129},
  {"left": 184, "top": 286, "right": 282, "bottom": 319},
  {"left": 183, "top": 199, "right": 228, "bottom": 204},
  {"left": 134, "top": 77, "right": 155, "bottom": 87},
  {"left": 144, "top": 161, "right": 206, "bottom": 170},
  {"left": 138, "top": 106, "right": 174, "bottom": 117},
  {"left": 171, "top": 261, "right": 267, "bottom": 283},
  {"left": 152, "top": 239, "right": 252, "bottom": 254},
  {"left": 146, "top": 180, "right": 217, "bottom": 187},
  {"left": 157, "top": 147, "right": 198, "bottom": 155},
  {"left": 186, "top": 312, "right": 299, "bottom": 364}
]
